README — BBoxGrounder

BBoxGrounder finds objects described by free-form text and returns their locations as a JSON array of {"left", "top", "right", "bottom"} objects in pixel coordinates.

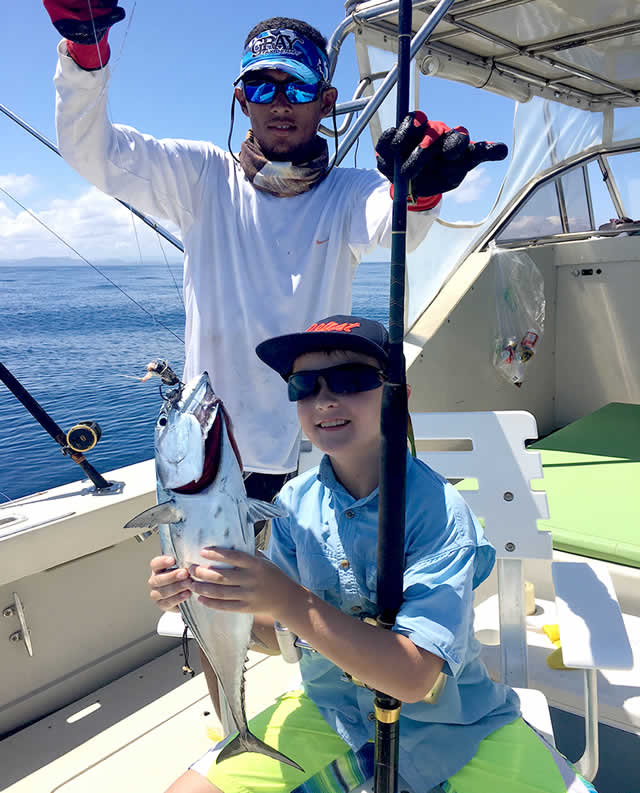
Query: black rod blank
[
  {"left": 374, "top": 2, "right": 413, "bottom": 793},
  {"left": 0, "top": 362, "right": 110, "bottom": 491}
]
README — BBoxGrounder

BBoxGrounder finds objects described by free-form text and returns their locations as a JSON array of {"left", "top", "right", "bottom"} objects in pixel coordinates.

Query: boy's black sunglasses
[
  {"left": 242, "top": 77, "right": 325, "bottom": 105},
  {"left": 287, "top": 363, "right": 386, "bottom": 402}
]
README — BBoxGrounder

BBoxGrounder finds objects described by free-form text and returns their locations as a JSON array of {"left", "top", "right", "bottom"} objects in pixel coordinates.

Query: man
[{"left": 43, "top": 0, "right": 507, "bottom": 713}]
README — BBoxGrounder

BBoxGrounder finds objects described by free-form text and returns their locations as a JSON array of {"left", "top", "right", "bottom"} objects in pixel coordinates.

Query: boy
[{"left": 156, "top": 315, "right": 596, "bottom": 793}]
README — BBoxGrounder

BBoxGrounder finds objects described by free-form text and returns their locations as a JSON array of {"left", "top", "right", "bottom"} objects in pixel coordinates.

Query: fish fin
[
  {"left": 247, "top": 498, "right": 288, "bottom": 524},
  {"left": 123, "top": 501, "right": 183, "bottom": 530},
  {"left": 216, "top": 729, "right": 304, "bottom": 772}
]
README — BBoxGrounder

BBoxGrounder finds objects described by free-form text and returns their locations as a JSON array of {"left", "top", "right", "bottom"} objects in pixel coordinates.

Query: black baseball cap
[{"left": 256, "top": 315, "right": 390, "bottom": 380}]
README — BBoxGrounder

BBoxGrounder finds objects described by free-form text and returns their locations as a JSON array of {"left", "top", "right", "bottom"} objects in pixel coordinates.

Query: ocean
[{"left": 0, "top": 260, "right": 389, "bottom": 501}]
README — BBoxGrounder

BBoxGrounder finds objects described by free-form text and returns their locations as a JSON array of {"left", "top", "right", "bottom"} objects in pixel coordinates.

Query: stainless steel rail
[{"left": 331, "top": 0, "right": 458, "bottom": 167}]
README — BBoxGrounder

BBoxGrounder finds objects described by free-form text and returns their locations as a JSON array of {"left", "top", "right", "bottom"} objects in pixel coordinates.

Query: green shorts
[{"left": 190, "top": 690, "right": 597, "bottom": 793}]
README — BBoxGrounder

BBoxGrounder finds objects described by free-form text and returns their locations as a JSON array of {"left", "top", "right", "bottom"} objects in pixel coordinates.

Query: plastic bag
[{"left": 492, "top": 247, "right": 545, "bottom": 388}]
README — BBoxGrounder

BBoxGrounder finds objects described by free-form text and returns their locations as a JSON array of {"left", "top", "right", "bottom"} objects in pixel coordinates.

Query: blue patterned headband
[{"left": 236, "top": 28, "right": 330, "bottom": 85}]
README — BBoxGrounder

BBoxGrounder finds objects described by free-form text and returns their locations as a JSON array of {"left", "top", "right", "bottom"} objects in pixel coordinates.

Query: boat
[{"left": 1, "top": 1, "right": 639, "bottom": 791}]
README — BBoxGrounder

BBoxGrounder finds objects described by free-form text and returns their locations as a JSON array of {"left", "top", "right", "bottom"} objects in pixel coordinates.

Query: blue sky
[{"left": 1, "top": 1, "right": 516, "bottom": 261}]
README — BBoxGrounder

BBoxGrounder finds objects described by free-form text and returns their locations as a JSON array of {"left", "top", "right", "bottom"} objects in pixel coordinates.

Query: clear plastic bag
[{"left": 492, "top": 247, "right": 545, "bottom": 387}]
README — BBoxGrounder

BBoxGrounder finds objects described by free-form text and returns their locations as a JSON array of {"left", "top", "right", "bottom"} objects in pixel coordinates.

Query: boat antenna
[{"left": 373, "top": 1, "right": 412, "bottom": 792}]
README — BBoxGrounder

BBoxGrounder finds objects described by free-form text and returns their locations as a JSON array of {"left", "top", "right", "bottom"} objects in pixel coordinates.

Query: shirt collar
[
  {"left": 316, "top": 454, "right": 380, "bottom": 508},
  {"left": 317, "top": 454, "right": 341, "bottom": 489},
  {"left": 317, "top": 451, "right": 418, "bottom": 500}
]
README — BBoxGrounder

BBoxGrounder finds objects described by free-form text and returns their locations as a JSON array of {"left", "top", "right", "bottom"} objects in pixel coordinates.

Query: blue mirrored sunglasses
[
  {"left": 242, "top": 78, "right": 324, "bottom": 105},
  {"left": 287, "top": 363, "right": 386, "bottom": 402}
]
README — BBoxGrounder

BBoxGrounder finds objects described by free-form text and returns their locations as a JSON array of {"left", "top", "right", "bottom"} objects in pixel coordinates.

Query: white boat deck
[{"left": 1, "top": 646, "right": 299, "bottom": 793}]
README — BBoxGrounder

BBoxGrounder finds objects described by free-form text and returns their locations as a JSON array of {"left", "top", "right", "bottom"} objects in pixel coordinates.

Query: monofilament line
[{"left": 0, "top": 185, "right": 184, "bottom": 344}]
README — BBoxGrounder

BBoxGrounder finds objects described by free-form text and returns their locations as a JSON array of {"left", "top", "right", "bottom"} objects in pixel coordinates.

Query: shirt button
[
  {"left": 368, "top": 711, "right": 376, "bottom": 721},
  {"left": 345, "top": 510, "right": 355, "bottom": 518},
  {"left": 340, "top": 559, "right": 350, "bottom": 569},
  {"left": 350, "top": 605, "right": 361, "bottom": 613}
]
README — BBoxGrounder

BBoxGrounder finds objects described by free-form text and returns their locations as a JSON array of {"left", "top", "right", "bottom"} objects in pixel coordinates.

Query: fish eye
[{"left": 158, "top": 416, "right": 168, "bottom": 427}]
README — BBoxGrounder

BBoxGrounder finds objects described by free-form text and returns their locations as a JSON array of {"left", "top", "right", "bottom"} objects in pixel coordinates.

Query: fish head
[{"left": 155, "top": 372, "right": 221, "bottom": 490}]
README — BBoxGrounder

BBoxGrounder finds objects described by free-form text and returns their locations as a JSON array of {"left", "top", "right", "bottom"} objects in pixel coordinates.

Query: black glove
[
  {"left": 376, "top": 111, "right": 508, "bottom": 208},
  {"left": 43, "top": 0, "right": 125, "bottom": 45},
  {"left": 43, "top": 0, "right": 125, "bottom": 70}
]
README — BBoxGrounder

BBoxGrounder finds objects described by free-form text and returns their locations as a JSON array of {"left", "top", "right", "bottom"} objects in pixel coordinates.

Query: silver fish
[{"left": 125, "top": 369, "right": 301, "bottom": 770}]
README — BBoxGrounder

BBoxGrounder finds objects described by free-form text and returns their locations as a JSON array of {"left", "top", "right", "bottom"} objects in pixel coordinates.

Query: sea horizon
[{"left": 0, "top": 259, "right": 390, "bottom": 500}]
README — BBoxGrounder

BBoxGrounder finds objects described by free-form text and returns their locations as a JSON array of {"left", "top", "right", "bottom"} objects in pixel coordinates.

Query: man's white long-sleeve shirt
[{"left": 53, "top": 44, "right": 437, "bottom": 473}]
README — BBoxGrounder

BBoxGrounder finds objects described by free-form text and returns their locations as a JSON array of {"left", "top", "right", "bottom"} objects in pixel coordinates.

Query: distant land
[
  {"left": 0, "top": 257, "right": 182, "bottom": 267},
  {"left": 0, "top": 257, "right": 389, "bottom": 267}
]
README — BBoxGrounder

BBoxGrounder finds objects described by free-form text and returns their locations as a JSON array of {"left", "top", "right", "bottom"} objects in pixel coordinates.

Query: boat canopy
[
  {"left": 338, "top": 0, "right": 640, "bottom": 346},
  {"left": 345, "top": 0, "right": 640, "bottom": 110}
]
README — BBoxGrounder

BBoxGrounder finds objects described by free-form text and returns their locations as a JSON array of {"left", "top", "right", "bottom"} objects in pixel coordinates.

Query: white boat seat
[{"left": 411, "top": 410, "right": 634, "bottom": 780}]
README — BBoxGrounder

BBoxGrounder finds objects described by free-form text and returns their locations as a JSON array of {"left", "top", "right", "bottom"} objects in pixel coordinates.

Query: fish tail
[{"left": 216, "top": 729, "right": 304, "bottom": 772}]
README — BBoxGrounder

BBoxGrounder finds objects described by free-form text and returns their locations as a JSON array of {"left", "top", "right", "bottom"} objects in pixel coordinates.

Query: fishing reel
[{"left": 65, "top": 420, "right": 102, "bottom": 453}]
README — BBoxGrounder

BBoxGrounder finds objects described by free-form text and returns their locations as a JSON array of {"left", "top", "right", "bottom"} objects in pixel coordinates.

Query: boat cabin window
[
  {"left": 559, "top": 169, "right": 591, "bottom": 234},
  {"left": 613, "top": 106, "right": 640, "bottom": 143},
  {"left": 606, "top": 152, "right": 640, "bottom": 219},
  {"left": 586, "top": 160, "right": 619, "bottom": 228},
  {"left": 498, "top": 182, "right": 563, "bottom": 239},
  {"left": 497, "top": 149, "right": 640, "bottom": 244}
]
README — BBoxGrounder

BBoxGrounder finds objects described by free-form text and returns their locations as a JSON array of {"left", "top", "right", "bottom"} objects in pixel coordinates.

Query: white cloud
[
  {"left": 0, "top": 173, "right": 37, "bottom": 200},
  {"left": 452, "top": 166, "right": 491, "bottom": 205},
  {"left": 0, "top": 184, "right": 182, "bottom": 261},
  {"left": 504, "top": 214, "right": 562, "bottom": 237}
]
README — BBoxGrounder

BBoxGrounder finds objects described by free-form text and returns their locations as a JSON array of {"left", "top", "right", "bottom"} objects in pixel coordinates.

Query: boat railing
[{"left": 321, "top": 0, "right": 458, "bottom": 166}]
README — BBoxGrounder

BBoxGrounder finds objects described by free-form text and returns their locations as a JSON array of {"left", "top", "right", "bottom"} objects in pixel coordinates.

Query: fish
[{"left": 125, "top": 365, "right": 302, "bottom": 770}]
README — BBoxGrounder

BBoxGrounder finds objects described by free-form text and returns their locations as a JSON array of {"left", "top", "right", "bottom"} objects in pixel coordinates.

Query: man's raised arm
[{"left": 43, "top": 0, "right": 210, "bottom": 228}]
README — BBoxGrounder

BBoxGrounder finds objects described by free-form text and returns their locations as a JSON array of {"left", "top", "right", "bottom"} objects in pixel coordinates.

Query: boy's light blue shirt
[{"left": 267, "top": 452, "right": 520, "bottom": 792}]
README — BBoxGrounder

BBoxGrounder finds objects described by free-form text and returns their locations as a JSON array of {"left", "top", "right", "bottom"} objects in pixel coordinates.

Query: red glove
[
  {"left": 376, "top": 111, "right": 508, "bottom": 211},
  {"left": 43, "top": 1, "right": 125, "bottom": 71}
]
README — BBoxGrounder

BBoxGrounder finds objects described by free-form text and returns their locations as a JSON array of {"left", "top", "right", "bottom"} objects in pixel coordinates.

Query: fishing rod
[
  {"left": 374, "top": 0, "right": 412, "bottom": 791},
  {"left": 0, "top": 362, "right": 111, "bottom": 491},
  {"left": 0, "top": 102, "right": 184, "bottom": 255}
]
